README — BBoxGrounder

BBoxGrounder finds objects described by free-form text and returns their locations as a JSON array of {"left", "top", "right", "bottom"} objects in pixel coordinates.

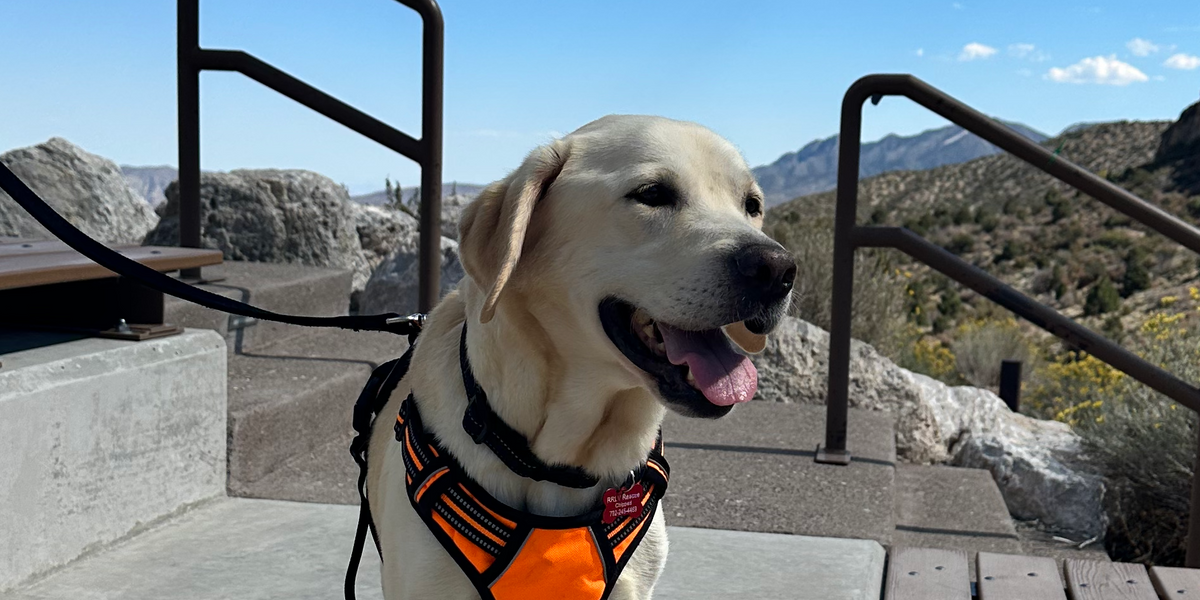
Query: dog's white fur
[{"left": 366, "top": 115, "right": 780, "bottom": 599}]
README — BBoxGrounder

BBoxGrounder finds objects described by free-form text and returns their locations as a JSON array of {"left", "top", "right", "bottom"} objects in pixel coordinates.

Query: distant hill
[
  {"left": 765, "top": 115, "right": 1195, "bottom": 337},
  {"left": 351, "top": 182, "right": 486, "bottom": 206},
  {"left": 753, "top": 121, "right": 1048, "bottom": 207},
  {"left": 119, "top": 164, "right": 483, "bottom": 209},
  {"left": 121, "top": 165, "right": 180, "bottom": 207}
]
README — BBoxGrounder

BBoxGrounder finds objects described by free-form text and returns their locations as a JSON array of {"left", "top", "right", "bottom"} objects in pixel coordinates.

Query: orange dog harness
[{"left": 395, "top": 395, "right": 670, "bottom": 600}]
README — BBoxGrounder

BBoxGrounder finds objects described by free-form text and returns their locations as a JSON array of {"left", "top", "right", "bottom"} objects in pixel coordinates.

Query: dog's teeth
[
  {"left": 685, "top": 369, "right": 697, "bottom": 387},
  {"left": 632, "top": 309, "right": 652, "bottom": 327},
  {"left": 642, "top": 324, "right": 656, "bottom": 339},
  {"left": 653, "top": 341, "right": 666, "bottom": 355}
]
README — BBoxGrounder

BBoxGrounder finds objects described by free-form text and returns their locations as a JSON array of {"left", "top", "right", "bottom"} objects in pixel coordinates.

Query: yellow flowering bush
[{"left": 1027, "top": 310, "right": 1200, "bottom": 565}]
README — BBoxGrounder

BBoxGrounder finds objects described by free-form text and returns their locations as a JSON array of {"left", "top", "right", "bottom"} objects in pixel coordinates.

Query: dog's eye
[
  {"left": 626, "top": 183, "right": 676, "bottom": 208},
  {"left": 745, "top": 195, "right": 763, "bottom": 217}
]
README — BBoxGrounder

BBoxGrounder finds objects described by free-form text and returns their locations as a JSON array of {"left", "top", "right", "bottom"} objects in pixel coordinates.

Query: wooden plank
[
  {"left": 884, "top": 546, "right": 971, "bottom": 600},
  {"left": 1065, "top": 559, "right": 1156, "bottom": 599},
  {"left": 0, "top": 239, "right": 139, "bottom": 257},
  {"left": 0, "top": 246, "right": 222, "bottom": 290},
  {"left": 977, "top": 552, "right": 1066, "bottom": 600},
  {"left": 1150, "top": 566, "right": 1200, "bottom": 598}
]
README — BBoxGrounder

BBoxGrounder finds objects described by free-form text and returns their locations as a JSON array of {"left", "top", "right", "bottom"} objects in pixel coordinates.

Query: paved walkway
[{"left": 2, "top": 498, "right": 885, "bottom": 600}]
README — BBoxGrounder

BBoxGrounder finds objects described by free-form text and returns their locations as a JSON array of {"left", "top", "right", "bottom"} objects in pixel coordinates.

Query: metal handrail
[
  {"left": 820, "top": 74, "right": 1200, "bottom": 565},
  {"left": 177, "top": 0, "right": 444, "bottom": 311}
]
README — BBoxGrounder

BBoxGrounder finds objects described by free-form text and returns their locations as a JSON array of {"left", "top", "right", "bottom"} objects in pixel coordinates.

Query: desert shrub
[
  {"left": 1122, "top": 247, "right": 1151, "bottom": 298},
  {"left": 951, "top": 318, "right": 1037, "bottom": 390},
  {"left": 1096, "top": 230, "right": 1132, "bottom": 249},
  {"left": 765, "top": 212, "right": 908, "bottom": 354},
  {"left": 996, "top": 239, "right": 1028, "bottom": 263},
  {"left": 892, "top": 325, "right": 964, "bottom": 385},
  {"left": 947, "top": 233, "right": 975, "bottom": 255},
  {"left": 1029, "top": 312, "right": 1200, "bottom": 565},
  {"left": 1084, "top": 277, "right": 1121, "bottom": 316}
]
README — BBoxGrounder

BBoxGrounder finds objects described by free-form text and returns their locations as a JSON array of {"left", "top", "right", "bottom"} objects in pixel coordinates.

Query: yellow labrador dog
[{"left": 366, "top": 115, "right": 796, "bottom": 599}]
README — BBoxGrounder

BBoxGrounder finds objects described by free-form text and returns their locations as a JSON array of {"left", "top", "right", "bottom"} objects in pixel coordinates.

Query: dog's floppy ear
[{"left": 459, "top": 139, "right": 570, "bottom": 324}]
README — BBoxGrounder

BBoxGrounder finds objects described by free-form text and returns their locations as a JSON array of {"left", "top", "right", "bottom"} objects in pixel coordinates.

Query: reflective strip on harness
[{"left": 396, "top": 395, "right": 669, "bottom": 600}]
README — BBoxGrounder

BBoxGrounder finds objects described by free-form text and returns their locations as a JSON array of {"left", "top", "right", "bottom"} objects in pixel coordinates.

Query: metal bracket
[{"left": 815, "top": 445, "right": 852, "bottom": 466}]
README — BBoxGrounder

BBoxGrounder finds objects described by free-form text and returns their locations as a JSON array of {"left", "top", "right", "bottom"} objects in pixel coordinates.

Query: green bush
[
  {"left": 1033, "top": 313, "right": 1200, "bottom": 566},
  {"left": 1084, "top": 277, "right": 1121, "bottom": 316},
  {"left": 947, "top": 233, "right": 975, "bottom": 255},
  {"left": 951, "top": 318, "right": 1036, "bottom": 390},
  {"left": 1122, "top": 247, "right": 1151, "bottom": 298}
]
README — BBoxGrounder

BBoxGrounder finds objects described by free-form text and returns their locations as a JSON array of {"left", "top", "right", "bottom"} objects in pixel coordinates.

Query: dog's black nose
[{"left": 731, "top": 244, "right": 796, "bottom": 302}]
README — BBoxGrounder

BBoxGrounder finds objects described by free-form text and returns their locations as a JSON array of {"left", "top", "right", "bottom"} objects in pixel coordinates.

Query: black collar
[{"left": 459, "top": 322, "right": 602, "bottom": 489}]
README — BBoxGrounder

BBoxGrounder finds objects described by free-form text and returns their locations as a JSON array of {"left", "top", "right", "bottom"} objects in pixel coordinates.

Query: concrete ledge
[
  {"left": 656, "top": 527, "right": 885, "bottom": 600},
  {"left": 0, "top": 330, "right": 227, "bottom": 591}
]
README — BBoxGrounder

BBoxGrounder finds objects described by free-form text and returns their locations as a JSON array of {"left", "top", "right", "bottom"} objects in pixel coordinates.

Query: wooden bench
[
  {"left": 0, "top": 237, "right": 222, "bottom": 342},
  {"left": 885, "top": 546, "right": 1200, "bottom": 599}
]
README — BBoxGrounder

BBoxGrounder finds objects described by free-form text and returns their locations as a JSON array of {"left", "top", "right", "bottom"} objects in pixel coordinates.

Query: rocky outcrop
[
  {"left": 0, "top": 138, "right": 159, "bottom": 243},
  {"left": 439, "top": 192, "right": 474, "bottom": 240},
  {"left": 752, "top": 315, "right": 1106, "bottom": 538},
  {"left": 1157, "top": 101, "right": 1200, "bottom": 163},
  {"left": 145, "top": 169, "right": 371, "bottom": 292},
  {"left": 352, "top": 203, "right": 419, "bottom": 274},
  {"left": 357, "top": 234, "right": 465, "bottom": 317}
]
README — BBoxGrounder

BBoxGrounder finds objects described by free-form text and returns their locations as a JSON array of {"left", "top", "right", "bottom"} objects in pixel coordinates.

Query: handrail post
[
  {"left": 1189, "top": 427, "right": 1200, "bottom": 567},
  {"left": 818, "top": 84, "right": 870, "bottom": 466},
  {"left": 415, "top": 1, "right": 444, "bottom": 313},
  {"left": 177, "top": 0, "right": 202, "bottom": 280}
]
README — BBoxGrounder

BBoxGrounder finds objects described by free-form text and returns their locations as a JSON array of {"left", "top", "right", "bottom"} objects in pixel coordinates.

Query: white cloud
[
  {"left": 952, "top": 2, "right": 964, "bottom": 8},
  {"left": 1008, "top": 43, "right": 1049, "bottom": 62},
  {"left": 916, "top": 48, "right": 925, "bottom": 57},
  {"left": 959, "top": 43, "right": 998, "bottom": 61},
  {"left": 1164, "top": 53, "right": 1200, "bottom": 70},
  {"left": 1045, "top": 55, "right": 1149, "bottom": 85},
  {"left": 1127, "top": 38, "right": 1160, "bottom": 57}
]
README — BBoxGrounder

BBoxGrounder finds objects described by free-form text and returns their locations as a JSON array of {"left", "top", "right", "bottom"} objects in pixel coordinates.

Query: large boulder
[
  {"left": 352, "top": 203, "right": 419, "bottom": 274},
  {"left": 0, "top": 138, "right": 159, "bottom": 243},
  {"left": 752, "top": 315, "right": 1106, "bottom": 539},
  {"left": 357, "top": 233, "right": 464, "bottom": 317},
  {"left": 145, "top": 169, "right": 371, "bottom": 292}
]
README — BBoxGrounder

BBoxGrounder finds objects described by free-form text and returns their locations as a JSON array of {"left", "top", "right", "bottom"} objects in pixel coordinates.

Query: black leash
[
  {"left": 0, "top": 160, "right": 423, "bottom": 337},
  {"left": 346, "top": 341, "right": 419, "bottom": 600}
]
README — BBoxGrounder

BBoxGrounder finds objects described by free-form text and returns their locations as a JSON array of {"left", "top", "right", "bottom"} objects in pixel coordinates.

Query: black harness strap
[
  {"left": 0, "top": 160, "right": 422, "bottom": 337},
  {"left": 345, "top": 328, "right": 421, "bottom": 600},
  {"left": 459, "top": 322, "right": 601, "bottom": 489}
]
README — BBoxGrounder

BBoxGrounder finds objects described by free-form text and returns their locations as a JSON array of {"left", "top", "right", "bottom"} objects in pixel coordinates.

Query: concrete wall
[{"left": 0, "top": 329, "right": 227, "bottom": 591}]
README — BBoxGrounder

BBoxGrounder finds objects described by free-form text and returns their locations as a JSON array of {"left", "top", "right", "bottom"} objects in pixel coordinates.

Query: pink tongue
[{"left": 656, "top": 323, "right": 758, "bottom": 406}]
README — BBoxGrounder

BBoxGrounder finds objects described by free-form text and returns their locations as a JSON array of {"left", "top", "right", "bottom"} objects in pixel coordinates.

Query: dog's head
[{"left": 459, "top": 115, "right": 795, "bottom": 419}]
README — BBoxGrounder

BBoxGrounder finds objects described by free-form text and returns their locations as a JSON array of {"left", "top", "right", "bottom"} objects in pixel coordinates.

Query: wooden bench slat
[
  {"left": 0, "top": 246, "right": 223, "bottom": 290},
  {"left": 884, "top": 546, "right": 971, "bottom": 600},
  {"left": 978, "top": 552, "right": 1066, "bottom": 600},
  {"left": 1150, "top": 566, "right": 1200, "bottom": 598},
  {"left": 0, "top": 239, "right": 140, "bottom": 257},
  {"left": 1065, "top": 559, "right": 1156, "bottom": 599}
]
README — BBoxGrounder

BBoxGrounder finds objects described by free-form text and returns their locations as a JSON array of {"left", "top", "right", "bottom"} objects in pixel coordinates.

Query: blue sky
[{"left": 1, "top": 1, "right": 1198, "bottom": 194}]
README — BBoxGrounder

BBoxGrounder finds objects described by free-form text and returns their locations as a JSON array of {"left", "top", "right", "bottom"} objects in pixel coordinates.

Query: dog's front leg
[{"left": 607, "top": 511, "right": 669, "bottom": 600}]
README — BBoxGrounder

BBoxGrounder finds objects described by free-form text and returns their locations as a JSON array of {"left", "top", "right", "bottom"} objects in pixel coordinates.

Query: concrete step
[
  {"left": 232, "top": 400, "right": 902, "bottom": 550},
  {"left": 0, "top": 329, "right": 227, "bottom": 592},
  {"left": 225, "top": 328, "right": 410, "bottom": 495},
  {"left": 0, "top": 498, "right": 886, "bottom": 600},
  {"left": 164, "top": 261, "right": 354, "bottom": 354},
  {"left": 891, "top": 463, "right": 1023, "bottom": 580},
  {"left": 662, "top": 402, "right": 898, "bottom": 545}
]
